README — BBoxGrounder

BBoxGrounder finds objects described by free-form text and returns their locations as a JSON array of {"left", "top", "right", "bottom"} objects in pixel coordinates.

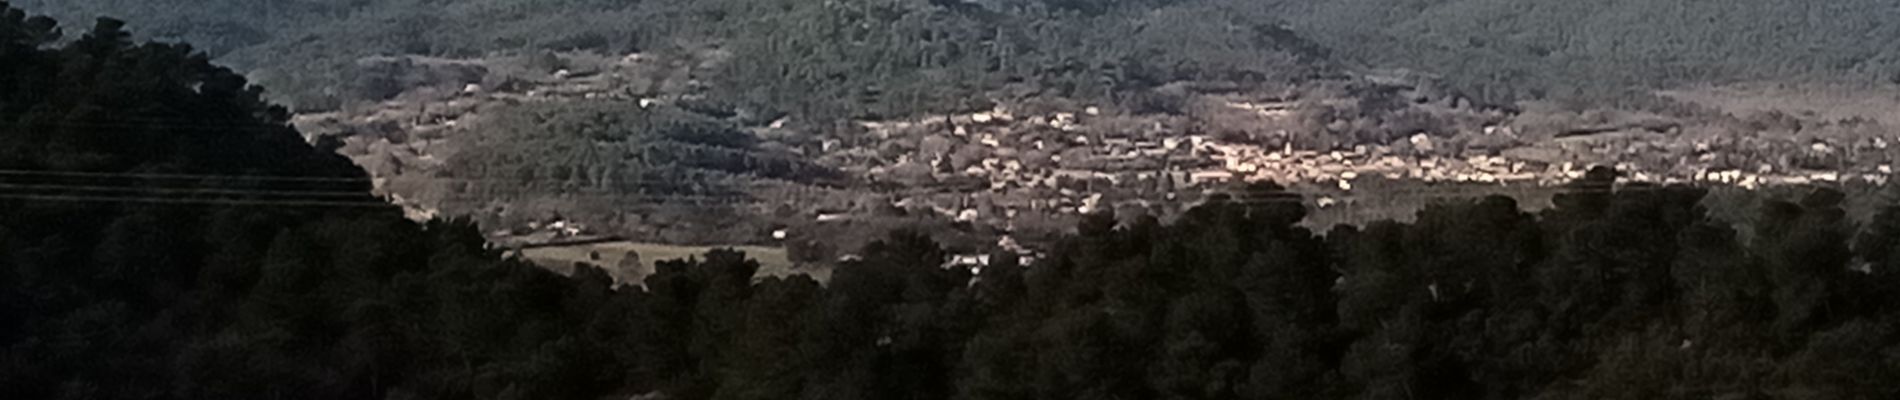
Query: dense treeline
[
  {"left": 7, "top": 5, "right": 1900, "bottom": 400},
  {"left": 0, "top": 10, "right": 363, "bottom": 180},
  {"left": 436, "top": 99, "right": 839, "bottom": 240},
  {"left": 14, "top": 0, "right": 1331, "bottom": 117},
  {"left": 447, "top": 100, "right": 836, "bottom": 200},
  {"left": 1274, "top": 0, "right": 1900, "bottom": 105},
  {"left": 20, "top": 0, "right": 1900, "bottom": 115},
  {"left": 711, "top": 0, "right": 1333, "bottom": 120}
]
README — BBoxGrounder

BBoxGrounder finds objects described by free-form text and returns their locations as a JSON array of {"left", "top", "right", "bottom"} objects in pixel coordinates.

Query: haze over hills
[{"left": 9, "top": 3, "right": 1900, "bottom": 400}]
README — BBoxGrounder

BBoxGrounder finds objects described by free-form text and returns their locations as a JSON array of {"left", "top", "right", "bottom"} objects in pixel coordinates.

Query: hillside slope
[
  {"left": 1274, "top": 0, "right": 1900, "bottom": 104},
  {"left": 8, "top": 6, "right": 1900, "bottom": 400},
  {"left": 21, "top": 0, "right": 1900, "bottom": 111},
  {"left": 12, "top": 0, "right": 1334, "bottom": 118}
]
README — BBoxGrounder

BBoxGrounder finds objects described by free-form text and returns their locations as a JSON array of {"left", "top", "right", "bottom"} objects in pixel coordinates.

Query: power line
[
  {"left": 0, "top": 184, "right": 1810, "bottom": 214},
  {"left": 0, "top": 169, "right": 374, "bottom": 182},
  {"left": 2, "top": 120, "right": 295, "bottom": 131},
  {"left": 0, "top": 167, "right": 1851, "bottom": 212},
  {"left": 0, "top": 193, "right": 395, "bottom": 208},
  {"left": 0, "top": 169, "right": 767, "bottom": 186},
  {"left": 0, "top": 182, "right": 379, "bottom": 198},
  {"left": 0, "top": 182, "right": 764, "bottom": 206}
]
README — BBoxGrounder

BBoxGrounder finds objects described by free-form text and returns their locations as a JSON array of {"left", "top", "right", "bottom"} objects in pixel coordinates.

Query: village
[
  {"left": 289, "top": 50, "right": 1900, "bottom": 280},
  {"left": 825, "top": 91, "right": 1899, "bottom": 246}
]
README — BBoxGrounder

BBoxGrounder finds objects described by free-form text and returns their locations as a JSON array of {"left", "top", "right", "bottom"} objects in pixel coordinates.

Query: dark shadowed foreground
[{"left": 3, "top": 5, "right": 1899, "bottom": 400}]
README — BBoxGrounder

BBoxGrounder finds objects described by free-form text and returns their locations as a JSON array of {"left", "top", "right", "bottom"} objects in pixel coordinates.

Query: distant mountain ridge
[
  {"left": 1273, "top": 0, "right": 1900, "bottom": 104},
  {"left": 17, "top": 0, "right": 1900, "bottom": 113}
]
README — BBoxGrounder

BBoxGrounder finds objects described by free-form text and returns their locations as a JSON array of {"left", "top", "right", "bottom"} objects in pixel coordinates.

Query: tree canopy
[
  {"left": 4, "top": 4, "right": 1900, "bottom": 400},
  {"left": 18, "top": 0, "right": 1900, "bottom": 113}
]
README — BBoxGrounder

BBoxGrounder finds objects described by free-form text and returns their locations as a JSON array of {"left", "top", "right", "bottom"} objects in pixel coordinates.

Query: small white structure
[
  {"left": 998, "top": 235, "right": 1023, "bottom": 252},
  {"left": 943, "top": 254, "right": 992, "bottom": 270},
  {"left": 1410, "top": 134, "right": 1436, "bottom": 152},
  {"left": 1191, "top": 170, "right": 1234, "bottom": 183}
]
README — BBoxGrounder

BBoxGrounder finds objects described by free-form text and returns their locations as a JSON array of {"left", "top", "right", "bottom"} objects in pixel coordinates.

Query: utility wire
[
  {"left": 0, "top": 182, "right": 379, "bottom": 198},
  {"left": 0, "top": 167, "right": 1853, "bottom": 213},
  {"left": 0, "top": 169, "right": 769, "bottom": 186},
  {"left": 0, "top": 169, "right": 374, "bottom": 182},
  {"left": 0, "top": 166, "right": 1815, "bottom": 197},
  {"left": 0, "top": 193, "right": 395, "bottom": 208}
]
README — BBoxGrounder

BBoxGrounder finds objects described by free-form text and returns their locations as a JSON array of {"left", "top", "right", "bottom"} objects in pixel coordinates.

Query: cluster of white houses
[{"left": 847, "top": 100, "right": 1900, "bottom": 224}]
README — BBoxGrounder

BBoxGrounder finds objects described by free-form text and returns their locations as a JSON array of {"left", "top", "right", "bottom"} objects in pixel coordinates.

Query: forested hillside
[
  {"left": 13, "top": 0, "right": 1334, "bottom": 118},
  {"left": 1273, "top": 0, "right": 1900, "bottom": 105},
  {"left": 447, "top": 100, "right": 833, "bottom": 199},
  {"left": 19, "top": 0, "right": 1900, "bottom": 115},
  {"left": 7, "top": 5, "right": 1900, "bottom": 400},
  {"left": 436, "top": 99, "right": 841, "bottom": 242}
]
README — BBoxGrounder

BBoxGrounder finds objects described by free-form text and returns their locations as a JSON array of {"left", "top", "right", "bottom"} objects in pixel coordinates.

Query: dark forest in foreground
[{"left": 4, "top": 5, "right": 1900, "bottom": 400}]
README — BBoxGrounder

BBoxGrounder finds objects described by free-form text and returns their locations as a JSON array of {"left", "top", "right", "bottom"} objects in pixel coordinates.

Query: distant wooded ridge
[
  {"left": 6, "top": 5, "right": 1900, "bottom": 399},
  {"left": 18, "top": 0, "right": 1900, "bottom": 118}
]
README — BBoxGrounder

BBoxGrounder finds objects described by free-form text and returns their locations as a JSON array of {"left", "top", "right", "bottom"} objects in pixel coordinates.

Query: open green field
[{"left": 520, "top": 242, "right": 822, "bottom": 284}]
